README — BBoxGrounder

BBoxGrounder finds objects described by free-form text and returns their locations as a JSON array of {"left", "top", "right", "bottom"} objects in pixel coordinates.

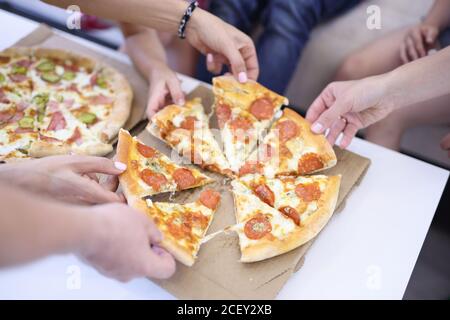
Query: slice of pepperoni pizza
[
  {"left": 212, "top": 75, "right": 288, "bottom": 173},
  {"left": 228, "top": 175, "right": 340, "bottom": 262},
  {"left": 129, "top": 188, "right": 221, "bottom": 266},
  {"left": 147, "top": 98, "right": 232, "bottom": 177},
  {"left": 117, "top": 129, "right": 214, "bottom": 199},
  {"left": 239, "top": 108, "right": 337, "bottom": 177}
]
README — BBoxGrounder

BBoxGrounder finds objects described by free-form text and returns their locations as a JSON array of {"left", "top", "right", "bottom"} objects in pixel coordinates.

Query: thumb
[
  {"left": 424, "top": 27, "right": 438, "bottom": 44},
  {"left": 144, "top": 247, "right": 176, "bottom": 279},
  {"left": 147, "top": 82, "right": 165, "bottom": 118},
  {"left": 166, "top": 76, "right": 185, "bottom": 106},
  {"left": 311, "top": 99, "right": 348, "bottom": 134},
  {"left": 223, "top": 43, "right": 248, "bottom": 83}
]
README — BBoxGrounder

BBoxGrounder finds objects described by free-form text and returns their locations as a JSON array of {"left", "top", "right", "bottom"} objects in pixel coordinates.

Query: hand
[
  {"left": 0, "top": 155, "right": 126, "bottom": 204},
  {"left": 440, "top": 133, "right": 450, "bottom": 158},
  {"left": 187, "top": 10, "right": 258, "bottom": 82},
  {"left": 306, "top": 75, "right": 394, "bottom": 148},
  {"left": 78, "top": 203, "right": 175, "bottom": 281},
  {"left": 400, "top": 23, "right": 439, "bottom": 64},
  {"left": 146, "top": 61, "right": 185, "bottom": 118}
]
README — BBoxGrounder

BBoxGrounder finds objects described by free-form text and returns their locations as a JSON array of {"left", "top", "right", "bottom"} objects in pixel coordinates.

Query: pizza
[
  {"left": 117, "top": 129, "right": 213, "bottom": 199},
  {"left": 0, "top": 47, "right": 132, "bottom": 161},
  {"left": 212, "top": 75, "right": 288, "bottom": 173},
  {"left": 239, "top": 108, "right": 337, "bottom": 177},
  {"left": 229, "top": 174, "right": 341, "bottom": 262},
  {"left": 129, "top": 188, "right": 221, "bottom": 266},
  {"left": 147, "top": 97, "right": 233, "bottom": 176}
]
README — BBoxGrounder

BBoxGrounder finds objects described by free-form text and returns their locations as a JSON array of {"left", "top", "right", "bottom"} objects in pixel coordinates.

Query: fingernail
[
  {"left": 114, "top": 161, "right": 127, "bottom": 171},
  {"left": 311, "top": 123, "right": 323, "bottom": 133},
  {"left": 177, "top": 98, "right": 185, "bottom": 106},
  {"left": 238, "top": 72, "right": 248, "bottom": 83},
  {"left": 207, "top": 53, "right": 213, "bottom": 63}
]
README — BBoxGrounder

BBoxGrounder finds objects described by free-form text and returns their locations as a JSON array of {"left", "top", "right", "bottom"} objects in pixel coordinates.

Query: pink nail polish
[
  {"left": 238, "top": 72, "right": 248, "bottom": 83},
  {"left": 114, "top": 161, "right": 127, "bottom": 171},
  {"left": 207, "top": 53, "right": 213, "bottom": 63},
  {"left": 311, "top": 123, "right": 323, "bottom": 133}
]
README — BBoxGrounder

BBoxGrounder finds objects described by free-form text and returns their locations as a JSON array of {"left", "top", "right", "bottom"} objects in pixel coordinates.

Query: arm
[
  {"left": 424, "top": 0, "right": 450, "bottom": 31},
  {"left": 306, "top": 47, "right": 450, "bottom": 148},
  {"left": 0, "top": 183, "right": 175, "bottom": 280},
  {"left": 42, "top": 0, "right": 258, "bottom": 81},
  {"left": 121, "top": 23, "right": 184, "bottom": 117}
]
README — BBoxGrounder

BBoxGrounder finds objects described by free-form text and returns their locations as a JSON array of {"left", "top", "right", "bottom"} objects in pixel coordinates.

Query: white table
[{"left": 0, "top": 9, "right": 448, "bottom": 300}]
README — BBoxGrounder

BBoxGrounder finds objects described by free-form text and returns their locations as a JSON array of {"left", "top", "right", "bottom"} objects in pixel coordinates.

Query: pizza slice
[
  {"left": 117, "top": 129, "right": 213, "bottom": 199},
  {"left": 129, "top": 188, "right": 221, "bottom": 266},
  {"left": 229, "top": 175, "right": 340, "bottom": 262},
  {"left": 148, "top": 98, "right": 232, "bottom": 177},
  {"left": 212, "top": 75, "right": 288, "bottom": 173},
  {"left": 239, "top": 108, "right": 337, "bottom": 177}
]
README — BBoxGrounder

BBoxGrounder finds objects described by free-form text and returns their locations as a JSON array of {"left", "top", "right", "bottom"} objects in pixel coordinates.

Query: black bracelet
[{"left": 178, "top": 1, "right": 199, "bottom": 39}]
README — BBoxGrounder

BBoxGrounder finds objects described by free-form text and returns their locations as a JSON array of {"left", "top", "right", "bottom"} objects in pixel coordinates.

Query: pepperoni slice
[
  {"left": 16, "top": 102, "right": 29, "bottom": 111},
  {"left": 216, "top": 103, "right": 231, "bottom": 128},
  {"left": 47, "top": 100, "right": 60, "bottom": 114},
  {"left": 88, "top": 94, "right": 114, "bottom": 105},
  {"left": 8, "top": 74, "right": 28, "bottom": 83},
  {"left": 185, "top": 211, "right": 209, "bottom": 229},
  {"left": 244, "top": 215, "right": 272, "bottom": 240},
  {"left": 298, "top": 153, "right": 324, "bottom": 174},
  {"left": 249, "top": 98, "right": 274, "bottom": 120},
  {"left": 140, "top": 169, "right": 168, "bottom": 191},
  {"left": 180, "top": 116, "right": 198, "bottom": 131},
  {"left": 9, "top": 111, "right": 24, "bottom": 123},
  {"left": 16, "top": 59, "right": 32, "bottom": 68},
  {"left": 279, "top": 206, "right": 301, "bottom": 226},
  {"left": 199, "top": 189, "right": 221, "bottom": 210},
  {"left": 137, "top": 142, "right": 157, "bottom": 158},
  {"left": 238, "top": 161, "right": 263, "bottom": 176},
  {"left": 167, "top": 216, "right": 191, "bottom": 239},
  {"left": 280, "top": 145, "right": 292, "bottom": 158},
  {"left": 173, "top": 168, "right": 197, "bottom": 189},
  {"left": 47, "top": 111, "right": 66, "bottom": 131},
  {"left": 229, "top": 116, "right": 252, "bottom": 132},
  {"left": 14, "top": 127, "right": 35, "bottom": 134},
  {"left": 67, "top": 127, "right": 82, "bottom": 145},
  {"left": 0, "top": 111, "right": 13, "bottom": 123},
  {"left": 39, "top": 133, "right": 61, "bottom": 142},
  {"left": 253, "top": 184, "right": 275, "bottom": 207},
  {"left": 276, "top": 120, "right": 299, "bottom": 142},
  {"left": 295, "top": 182, "right": 321, "bottom": 202}
]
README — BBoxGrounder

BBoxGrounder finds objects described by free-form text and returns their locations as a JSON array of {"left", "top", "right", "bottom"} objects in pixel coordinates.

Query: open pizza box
[{"left": 13, "top": 24, "right": 371, "bottom": 299}]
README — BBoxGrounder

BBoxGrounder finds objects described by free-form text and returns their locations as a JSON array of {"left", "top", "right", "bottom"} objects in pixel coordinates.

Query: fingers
[
  {"left": 146, "top": 82, "right": 167, "bottom": 118},
  {"left": 69, "top": 156, "right": 126, "bottom": 175},
  {"left": 223, "top": 41, "right": 248, "bottom": 83},
  {"left": 405, "top": 36, "right": 419, "bottom": 61},
  {"left": 326, "top": 118, "right": 347, "bottom": 146},
  {"left": 240, "top": 42, "right": 259, "bottom": 81},
  {"left": 440, "top": 133, "right": 450, "bottom": 151},
  {"left": 145, "top": 218, "right": 163, "bottom": 244},
  {"left": 166, "top": 75, "right": 185, "bottom": 106},
  {"left": 143, "top": 246, "right": 176, "bottom": 279},
  {"left": 423, "top": 27, "right": 438, "bottom": 45},
  {"left": 400, "top": 42, "right": 409, "bottom": 64},
  {"left": 101, "top": 174, "right": 119, "bottom": 192},
  {"left": 77, "top": 177, "right": 123, "bottom": 203},
  {"left": 206, "top": 53, "right": 223, "bottom": 75},
  {"left": 411, "top": 29, "right": 426, "bottom": 57},
  {"left": 339, "top": 122, "right": 359, "bottom": 149}
]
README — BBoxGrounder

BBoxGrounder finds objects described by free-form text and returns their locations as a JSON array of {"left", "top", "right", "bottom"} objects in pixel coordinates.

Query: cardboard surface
[
  {"left": 13, "top": 24, "right": 148, "bottom": 138},
  {"left": 12, "top": 25, "right": 371, "bottom": 299},
  {"left": 137, "top": 86, "right": 371, "bottom": 300}
]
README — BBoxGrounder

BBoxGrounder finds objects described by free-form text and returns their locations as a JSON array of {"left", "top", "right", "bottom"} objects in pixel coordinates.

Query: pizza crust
[{"left": 28, "top": 140, "right": 112, "bottom": 158}]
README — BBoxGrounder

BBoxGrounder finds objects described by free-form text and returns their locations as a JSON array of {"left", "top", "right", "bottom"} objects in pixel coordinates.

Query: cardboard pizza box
[
  {"left": 137, "top": 86, "right": 371, "bottom": 300},
  {"left": 12, "top": 24, "right": 148, "bottom": 139},
  {"left": 12, "top": 24, "right": 371, "bottom": 299}
]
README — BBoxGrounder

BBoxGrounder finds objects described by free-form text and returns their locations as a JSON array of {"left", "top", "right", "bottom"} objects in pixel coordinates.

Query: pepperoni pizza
[
  {"left": 130, "top": 188, "right": 221, "bottom": 266},
  {"left": 239, "top": 108, "right": 337, "bottom": 177},
  {"left": 117, "top": 129, "right": 213, "bottom": 199},
  {"left": 228, "top": 174, "right": 340, "bottom": 262},
  {"left": 212, "top": 75, "right": 288, "bottom": 173},
  {"left": 0, "top": 47, "right": 132, "bottom": 161},
  {"left": 148, "top": 97, "right": 233, "bottom": 177}
]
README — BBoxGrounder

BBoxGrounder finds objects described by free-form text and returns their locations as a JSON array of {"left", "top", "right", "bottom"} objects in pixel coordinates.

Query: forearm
[
  {"left": 43, "top": 0, "right": 196, "bottom": 34},
  {"left": 386, "top": 47, "right": 450, "bottom": 109},
  {"left": 0, "top": 184, "right": 91, "bottom": 267},
  {"left": 121, "top": 25, "right": 167, "bottom": 81},
  {"left": 423, "top": 0, "right": 450, "bottom": 30}
]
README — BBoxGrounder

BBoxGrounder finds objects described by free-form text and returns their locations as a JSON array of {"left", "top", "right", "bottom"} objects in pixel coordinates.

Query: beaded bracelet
[{"left": 178, "top": 1, "right": 199, "bottom": 39}]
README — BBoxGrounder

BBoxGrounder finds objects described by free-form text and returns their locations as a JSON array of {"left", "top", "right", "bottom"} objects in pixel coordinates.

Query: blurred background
[{"left": 0, "top": 0, "right": 448, "bottom": 299}]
